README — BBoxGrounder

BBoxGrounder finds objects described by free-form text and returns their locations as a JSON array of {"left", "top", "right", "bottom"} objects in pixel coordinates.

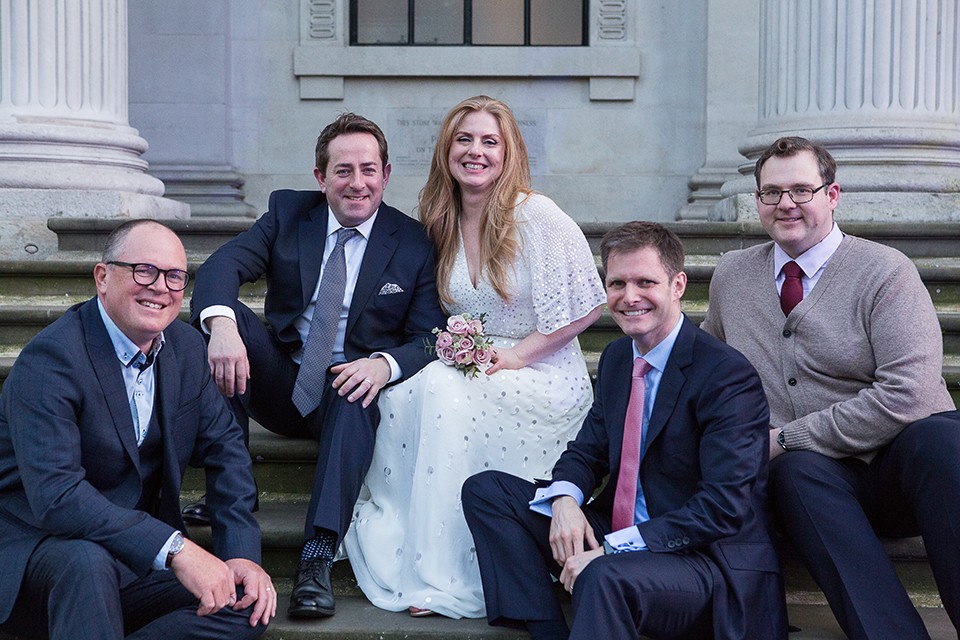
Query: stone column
[
  {"left": 715, "top": 0, "right": 960, "bottom": 222},
  {"left": 678, "top": 0, "right": 759, "bottom": 220},
  {"left": 0, "top": 0, "right": 187, "bottom": 258}
]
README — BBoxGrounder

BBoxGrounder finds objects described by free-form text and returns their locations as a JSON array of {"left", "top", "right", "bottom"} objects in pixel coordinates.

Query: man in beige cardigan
[{"left": 701, "top": 136, "right": 959, "bottom": 640}]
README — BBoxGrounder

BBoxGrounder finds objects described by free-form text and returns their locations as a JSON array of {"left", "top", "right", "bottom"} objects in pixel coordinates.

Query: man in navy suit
[
  {"left": 187, "top": 113, "right": 445, "bottom": 618},
  {"left": 463, "top": 222, "right": 787, "bottom": 640},
  {"left": 0, "top": 220, "right": 275, "bottom": 640}
]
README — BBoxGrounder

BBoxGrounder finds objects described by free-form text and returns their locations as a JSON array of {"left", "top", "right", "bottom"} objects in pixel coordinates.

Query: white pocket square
[{"left": 378, "top": 283, "right": 404, "bottom": 295}]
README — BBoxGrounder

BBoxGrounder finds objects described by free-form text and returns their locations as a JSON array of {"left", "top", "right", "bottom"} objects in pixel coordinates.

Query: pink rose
[
  {"left": 437, "top": 345, "right": 456, "bottom": 365},
  {"left": 473, "top": 346, "right": 492, "bottom": 366},
  {"left": 455, "top": 349, "right": 474, "bottom": 365},
  {"left": 447, "top": 315, "right": 469, "bottom": 335},
  {"left": 435, "top": 331, "right": 454, "bottom": 349},
  {"left": 457, "top": 336, "right": 476, "bottom": 351},
  {"left": 467, "top": 319, "right": 484, "bottom": 335}
]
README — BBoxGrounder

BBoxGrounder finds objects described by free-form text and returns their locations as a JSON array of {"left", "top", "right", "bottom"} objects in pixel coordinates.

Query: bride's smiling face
[{"left": 447, "top": 111, "right": 504, "bottom": 198}]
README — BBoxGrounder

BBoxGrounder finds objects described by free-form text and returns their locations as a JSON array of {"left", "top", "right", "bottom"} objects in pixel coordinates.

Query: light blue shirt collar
[
  {"left": 631, "top": 314, "right": 684, "bottom": 371},
  {"left": 96, "top": 298, "right": 164, "bottom": 368}
]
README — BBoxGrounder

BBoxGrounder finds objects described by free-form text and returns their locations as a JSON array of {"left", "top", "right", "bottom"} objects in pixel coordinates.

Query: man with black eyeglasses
[
  {"left": 702, "top": 136, "right": 960, "bottom": 639},
  {"left": 0, "top": 220, "right": 276, "bottom": 640}
]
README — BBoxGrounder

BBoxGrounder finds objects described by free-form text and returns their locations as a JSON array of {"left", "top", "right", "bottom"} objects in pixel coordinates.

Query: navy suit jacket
[
  {"left": 190, "top": 190, "right": 443, "bottom": 379},
  {"left": 0, "top": 299, "right": 260, "bottom": 624},
  {"left": 552, "top": 317, "right": 787, "bottom": 640}
]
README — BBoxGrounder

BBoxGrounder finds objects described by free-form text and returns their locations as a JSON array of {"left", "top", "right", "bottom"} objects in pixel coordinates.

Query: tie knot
[
  {"left": 633, "top": 357, "right": 652, "bottom": 379},
  {"left": 782, "top": 261, "right": 803, "bottom": 279},
  {"left": 336, "top": 227, "right": 359, "bottom": 247}
]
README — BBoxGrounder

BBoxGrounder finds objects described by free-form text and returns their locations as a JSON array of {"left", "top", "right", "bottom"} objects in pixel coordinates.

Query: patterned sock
[
  {"left": 300, "top": 530, "right": 337, "bottom": 567},
  {"left": 526, "top": 619, "right": 570, "bottom": 640}
]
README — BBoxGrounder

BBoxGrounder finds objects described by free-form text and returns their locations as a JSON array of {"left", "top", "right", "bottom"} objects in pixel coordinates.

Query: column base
[
  {"left": 149, "top": 166, "right": 257, "bottom": 219},
  {"left": 678, "top": 165, "right": 741, "bottom": 220},
  {"left": 0, "top": 189, "right": 189, "bottom": 259}
]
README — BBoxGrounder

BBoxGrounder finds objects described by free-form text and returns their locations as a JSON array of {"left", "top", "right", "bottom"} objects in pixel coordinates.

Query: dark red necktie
[{"left": 780, "top": 261, "right": 804, "bottom": 316}]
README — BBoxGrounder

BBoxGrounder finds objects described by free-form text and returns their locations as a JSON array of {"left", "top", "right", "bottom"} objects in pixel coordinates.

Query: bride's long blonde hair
[{"left": 419, "top": 95, "right": 532, "bottom": 307}]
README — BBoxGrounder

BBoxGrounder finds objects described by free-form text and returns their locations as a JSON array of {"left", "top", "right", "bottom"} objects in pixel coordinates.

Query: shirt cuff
[
  {"left": 199, "top": 305, "right": 237, "bottom": 335},
  {"left": 152, "top": 530, "right": 181, "bottom": 571},
  {"left": 528, "top": 481, "right": 584, "bottom": 517},
  {"left": 371, "top": 352, "right": 401, "bottom": 383},
  {"left": 603, "top": 526, "right": 648, "bottom": 553}
]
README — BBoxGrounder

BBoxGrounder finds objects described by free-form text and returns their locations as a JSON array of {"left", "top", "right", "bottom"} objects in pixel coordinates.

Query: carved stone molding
[
  {"left": 307, "top": 0, "right": 337, "bottom": 41},
  {"left": 597, "top": 0, "right": 627, "bottom": 41}
]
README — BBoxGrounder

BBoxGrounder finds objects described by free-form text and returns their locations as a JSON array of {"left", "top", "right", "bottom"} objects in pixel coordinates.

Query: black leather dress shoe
[
  {"left": 181, "top": 497, "right": 211, "bottom": 526},
  {"left": 288, "top": 558, "right": 335, "bottom": 618}
]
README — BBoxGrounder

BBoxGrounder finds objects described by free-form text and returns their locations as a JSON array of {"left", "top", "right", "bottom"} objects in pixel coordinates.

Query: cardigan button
[
  {"left": 788, "top": 378, "right": 797, "bottom": 386},
  {"left": 782, "top": 329, "right": 792, "bottom": 338}
]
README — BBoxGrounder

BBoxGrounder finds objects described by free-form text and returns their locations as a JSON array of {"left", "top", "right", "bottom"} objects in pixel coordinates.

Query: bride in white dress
[{"left": 343, "top": 96, "right": 605, "bottom": 619}]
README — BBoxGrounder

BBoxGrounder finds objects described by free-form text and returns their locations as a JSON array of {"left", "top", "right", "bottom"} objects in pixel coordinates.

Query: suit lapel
[
  {"left": 607, "top": 340, "right": 634, "bottom": 463},
  {"left": 81, "top": 300, "right": 140, "bottom": 467},
  {"left": 347, "top": 206, "right": 400, "bottom": 337},
  {"left": 643, "top": 317, "right": 694, "bottom": 453},
  {"left": 154, "top": 339, "right": 186, "bottom": 527},
  {"left": 298, "top": 199, "right": 330, "bottom": 307}
]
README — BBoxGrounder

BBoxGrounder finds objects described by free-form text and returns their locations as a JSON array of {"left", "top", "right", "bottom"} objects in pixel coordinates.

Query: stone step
[
  {"left": 3, "top": 255, "right": 959, "bottom": 304},
  {"left": 3, "top": 348, "right": 959, "bottom": 410},
  {"left": 182, "top": 424, "right": 318, "bottom": 499},
  {"left": 43, "top": 217, "right": 960, "bottom": 261},
  {"left": 183, "top": 497, "right": 946, "bottom": 608},
  {"left": 255, "top": 598, "right": 952, "bottom": 640},
  {"left": 0, "top": 599, "right": 948, "bottom": 640},
  {"left": 1, "top": 294, "right": 958, "bottom": 352},
  {"left": 583, "top": 220, "right": 960, "bottom": 260}
]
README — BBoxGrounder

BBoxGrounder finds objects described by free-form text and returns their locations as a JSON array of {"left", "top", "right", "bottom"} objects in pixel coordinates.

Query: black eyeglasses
[
  {"left": 758, "top": 183, "right": 829, "bottom": 205},
  {"left": 107, "top": 261, "right": 190, "bottom": 291}
]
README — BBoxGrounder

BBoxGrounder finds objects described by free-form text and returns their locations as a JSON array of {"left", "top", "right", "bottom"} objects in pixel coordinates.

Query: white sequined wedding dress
[{"left": 342, "top": 194, "right": 605, "bottom": 618}]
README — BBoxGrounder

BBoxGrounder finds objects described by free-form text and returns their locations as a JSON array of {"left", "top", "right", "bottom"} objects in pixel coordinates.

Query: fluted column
[
  {"left": 716, "top": 0, "right": 960, "bottom": 221},
  {"left": 0, "top": 0, "right": 186, "bottom": 258}
]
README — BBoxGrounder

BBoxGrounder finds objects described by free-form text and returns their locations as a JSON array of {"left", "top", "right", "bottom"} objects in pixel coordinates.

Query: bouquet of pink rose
[{"left": 427, "top": 313, "right": 495, "bottom": 378}]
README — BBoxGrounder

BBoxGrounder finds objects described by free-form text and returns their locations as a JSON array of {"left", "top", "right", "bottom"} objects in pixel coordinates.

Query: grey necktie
[{"left": 291, "top": 227, "right": 359, "bottom": 416}]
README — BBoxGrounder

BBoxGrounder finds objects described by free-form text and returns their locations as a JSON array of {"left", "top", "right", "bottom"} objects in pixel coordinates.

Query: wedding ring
[{"left": 364, "top": 378, "right": 371, "bottom": 385}]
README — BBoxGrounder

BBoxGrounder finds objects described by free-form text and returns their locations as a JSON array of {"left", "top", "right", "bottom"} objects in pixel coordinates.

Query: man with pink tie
[{"left": 463, "top": 222, "right": 788, "bottom": 640}]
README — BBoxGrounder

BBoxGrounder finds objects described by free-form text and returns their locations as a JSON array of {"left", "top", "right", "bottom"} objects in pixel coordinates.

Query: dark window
[{"left": 351, "top": 0, "right": 588, "bottom": 45}]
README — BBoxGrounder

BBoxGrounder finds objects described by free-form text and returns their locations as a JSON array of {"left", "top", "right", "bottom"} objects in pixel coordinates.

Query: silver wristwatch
[{"left": 165, "top": 531, "right": 185, "bottom": 568}]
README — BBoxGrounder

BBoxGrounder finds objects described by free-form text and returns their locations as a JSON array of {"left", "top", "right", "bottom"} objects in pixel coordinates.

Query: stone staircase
[{"left": 0, "top": 217, "right": 957, "bottom": 639}]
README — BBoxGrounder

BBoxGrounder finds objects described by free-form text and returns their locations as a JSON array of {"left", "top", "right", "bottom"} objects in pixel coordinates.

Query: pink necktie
[
  {"left": 611, "top": 357, "right": 653, "bottom": 531},
  {"left": 780, "top": 261, "right": 804, "bottom": 316}
]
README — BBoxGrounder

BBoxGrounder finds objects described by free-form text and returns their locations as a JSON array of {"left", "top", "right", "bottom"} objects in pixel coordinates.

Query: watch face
[{"left": 166, "top": 533, "right": 185, "bottom": 568}]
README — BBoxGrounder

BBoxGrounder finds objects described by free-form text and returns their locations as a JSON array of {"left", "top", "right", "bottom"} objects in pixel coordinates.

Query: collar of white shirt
[{"left": 773, "top": 222, "right": 844, "bottom": 280}]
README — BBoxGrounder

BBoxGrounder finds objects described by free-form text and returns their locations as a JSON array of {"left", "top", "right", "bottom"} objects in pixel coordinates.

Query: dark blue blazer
[
  {"left": 0, "top": 299, "right": 260, "bottom": 624},
  {"left": 552, "top": 317, "right": 788, "bottom": 640},
  {"left": 190, "top": 190, "right": 443, "bottom": 379}
]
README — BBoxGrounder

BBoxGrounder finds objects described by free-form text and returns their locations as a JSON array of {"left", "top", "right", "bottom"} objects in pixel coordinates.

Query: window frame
[
  {"left": 295, "top": 0, "right": 639, "bottom": 102},
  {"left": 348, "top": 0, "right": 589, "bottom": 47}
]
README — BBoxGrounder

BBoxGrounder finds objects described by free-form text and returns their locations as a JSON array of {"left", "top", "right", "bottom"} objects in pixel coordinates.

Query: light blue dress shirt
[
  {"left": 529, "top": 315, "right": 685, "bottom": 552},
  {"left": 96, "top": 299, "right": 177, "bottom": 570}
]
